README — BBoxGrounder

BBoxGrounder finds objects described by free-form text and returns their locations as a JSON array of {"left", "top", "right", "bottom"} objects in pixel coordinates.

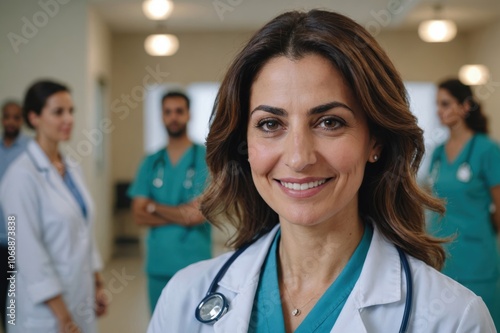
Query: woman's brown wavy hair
[{"left": 201, "top": 10, "right": 446, "bottom": 269}]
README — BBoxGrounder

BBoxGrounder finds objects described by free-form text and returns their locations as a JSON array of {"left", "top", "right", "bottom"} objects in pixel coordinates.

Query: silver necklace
[{"left": 283, "top": 283, "right": 318, "bottom": 316}]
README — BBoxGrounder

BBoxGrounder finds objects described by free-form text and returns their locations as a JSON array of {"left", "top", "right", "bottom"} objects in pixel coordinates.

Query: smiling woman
[{"left": 147, "top": 10, "right": 496, "bottom": 333}]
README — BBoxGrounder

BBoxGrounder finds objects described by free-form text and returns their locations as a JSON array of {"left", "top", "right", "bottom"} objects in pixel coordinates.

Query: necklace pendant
[{"left": 292, "top": 308, "right": 301, "bottom": 316}]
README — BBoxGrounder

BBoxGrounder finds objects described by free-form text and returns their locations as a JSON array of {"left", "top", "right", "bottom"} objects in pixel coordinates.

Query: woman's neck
[
  {"left": 36, "top": 136, "right": 60, "bottom": 163},
  {"left": 278, "top": 214, "right": 364, "bottom": 289},
  {"left": 448, "top": 121, "right": 474, "bottom": 143}
]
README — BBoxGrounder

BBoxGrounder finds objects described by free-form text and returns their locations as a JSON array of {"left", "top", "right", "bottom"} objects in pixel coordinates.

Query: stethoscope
[
  {"left": 195, "top": 238, "right": 414, "bottom": 333},
  {"left": 429, "top": 135, "right": 476, "bottom": 185},
  {"left": 152, "top": 145, "right": 197, "bottom": 189}
]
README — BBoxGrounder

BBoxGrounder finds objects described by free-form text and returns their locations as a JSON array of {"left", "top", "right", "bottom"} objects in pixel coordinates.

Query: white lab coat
[
  {"left": 0, "top": 141, "right": 103, "bottom": 333},
  {"left": 148, "top": 224, "right": 496, "bottom": 333}
]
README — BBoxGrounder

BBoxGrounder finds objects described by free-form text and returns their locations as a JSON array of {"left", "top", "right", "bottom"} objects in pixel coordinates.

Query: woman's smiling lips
[{"left": 275, "top": 177, "right": 333, "bottom": 198}]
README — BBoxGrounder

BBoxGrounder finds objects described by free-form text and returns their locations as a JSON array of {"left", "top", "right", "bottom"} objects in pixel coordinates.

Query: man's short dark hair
[
  {"left": 161, "top": 91, "right": 190, "bottom": 109},
  {"left": 1, "top": 100, "right": 21, "bottom": 114}
]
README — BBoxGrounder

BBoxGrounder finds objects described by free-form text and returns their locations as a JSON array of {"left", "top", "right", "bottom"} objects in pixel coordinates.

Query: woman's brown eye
[
  {"left": 265, "top": 121, "right": 278, "bottom": 129},
  {"left": 257, "top": 119, "right": 281, "bottom": 132}
]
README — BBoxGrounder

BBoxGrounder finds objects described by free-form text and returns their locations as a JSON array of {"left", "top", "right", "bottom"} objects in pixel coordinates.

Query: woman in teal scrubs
[{"left": 428, "top": 78, "right": 500, "bottom": 325}]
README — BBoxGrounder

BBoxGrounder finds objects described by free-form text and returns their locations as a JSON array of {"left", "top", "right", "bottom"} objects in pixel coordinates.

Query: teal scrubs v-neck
[{"left": 248, "top": 224, "right": 373, "bottom": 333}]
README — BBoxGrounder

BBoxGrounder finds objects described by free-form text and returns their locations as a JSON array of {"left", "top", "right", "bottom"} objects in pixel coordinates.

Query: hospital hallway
[{"left": 98, "top": 248, "right": 150, "bottom": 333}]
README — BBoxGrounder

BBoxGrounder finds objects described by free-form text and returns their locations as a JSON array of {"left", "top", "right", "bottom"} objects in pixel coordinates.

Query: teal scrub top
[
  {"left": 248, "top": 224, "right": 373, "bottom": 333},
  {"left": 127, "top": 144, "right": 211, "bottom": 276},
  {"left": 428, "top": 134, "right": 500, "bottom": 281}
]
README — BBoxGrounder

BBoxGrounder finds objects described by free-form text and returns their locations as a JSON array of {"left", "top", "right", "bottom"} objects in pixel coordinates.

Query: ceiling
[{"left": 91, "top": 0, "right": 500, "bottom": 34}]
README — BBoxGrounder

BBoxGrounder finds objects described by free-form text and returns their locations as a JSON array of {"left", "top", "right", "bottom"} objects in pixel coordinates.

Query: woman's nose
[
  {"left": 283, "top": 128, "right": 317, "bottom": 172},
  {"left": 64, "top": 110, "right": 74, "bottom": 124}
]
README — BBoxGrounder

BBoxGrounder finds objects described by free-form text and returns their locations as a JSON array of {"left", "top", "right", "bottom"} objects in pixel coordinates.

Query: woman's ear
[
  {"left": 462, "top": 98, "right": 474, "bottom": 117},
  {"left": 27, "top": 111, "right": 39, "bottom": 128},
  {"left": 369, "top": 137, "right": 383, "bottom": 163}
]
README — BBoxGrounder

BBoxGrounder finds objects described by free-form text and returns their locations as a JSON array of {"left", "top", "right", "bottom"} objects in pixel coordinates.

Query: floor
[
  {"left": 97, "top": 247, "right": 150, "bottom": 333},
  {"left": 97, "top": 224, "right": 232, "bottom": 333}
]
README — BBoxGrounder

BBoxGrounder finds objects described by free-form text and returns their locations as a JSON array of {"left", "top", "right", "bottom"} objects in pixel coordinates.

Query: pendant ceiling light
[
  {"left": 144, "top": 34, "right": 179, "bottom": 56},
  {"left": 142, "top": 0, "right": 173, "bottom": 20},
  {"left": 142, "top": 0, "right": 178, "bottom": 56},
  {"left": 418, "top": 5, "right": 457, "bottom": 43},
  {"left": 459, "top": 65, "right": 490, "bottom": 86}
]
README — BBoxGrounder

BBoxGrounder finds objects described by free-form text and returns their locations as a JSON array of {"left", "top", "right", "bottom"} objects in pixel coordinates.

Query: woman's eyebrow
[
  {"left": 250, "top": 105, "right": 287, "bottom": 116},
  {"left": 308, "top": 101, "right": 353, "bottom": 115},
  {"left": 250, "top": 101, "right": 353, "bottom": 117}
]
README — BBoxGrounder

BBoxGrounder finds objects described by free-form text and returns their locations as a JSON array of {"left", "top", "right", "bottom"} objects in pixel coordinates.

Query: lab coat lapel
[
  {"left": 332, "top": 225, "right": 402, "bottom": 332},
  {"left": 213, "top": 226, "right": 280, "bottom": 333},
  {"left": 27, "top": 141, "right": 85, "bottom": 221}
]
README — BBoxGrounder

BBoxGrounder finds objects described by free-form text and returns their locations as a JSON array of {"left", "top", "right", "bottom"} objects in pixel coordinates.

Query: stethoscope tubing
[
  {"left": 196, "top": 235, "right": 413, "bottom": 330},
  {"left": 397, "top": 246, "right": 413, "bottom": 333},
  {"left": 205, "top": 241, "right": 254, "bottom": 297}
]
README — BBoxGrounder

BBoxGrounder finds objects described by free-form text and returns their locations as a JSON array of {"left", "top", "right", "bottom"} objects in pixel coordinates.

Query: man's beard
[
  {"left": 166, "top": 124, "right": 187, "bottom": 138},
  {"left": 3, "top": 128, "right": 20, "bottom": 139}
]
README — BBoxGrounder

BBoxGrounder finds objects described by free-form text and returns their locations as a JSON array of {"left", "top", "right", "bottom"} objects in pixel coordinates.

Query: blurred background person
[
  {"left": 0, "top": 100, "right": 31, "bottom": 178},
  {"left": 0, "top": 80, "right": 108, "bottom": 333},
  {"left": 128, "top": 91, "right": 210, "bottom": 313},
  {"left": 427, "top": 78, "right": 500, "bottom": 326},
  {"left": 0, "top": 100, "right": 31, "bottom": 331}
]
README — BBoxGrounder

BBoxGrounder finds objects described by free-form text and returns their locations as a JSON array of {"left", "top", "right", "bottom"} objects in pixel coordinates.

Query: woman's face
[
  {"left": 247, "top": 54, "right": 379, "bottom": 227},
  {"left": 436, "top": 88, "right": 468, "bottom": 128},
  {"left": 30, "top": 91, "right": 74, "bottom": 143}
]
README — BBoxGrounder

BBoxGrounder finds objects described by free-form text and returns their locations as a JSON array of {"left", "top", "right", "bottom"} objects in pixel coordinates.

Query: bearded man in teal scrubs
[{"left": 128, "top": 91, "right": 211, "bottom": 312}]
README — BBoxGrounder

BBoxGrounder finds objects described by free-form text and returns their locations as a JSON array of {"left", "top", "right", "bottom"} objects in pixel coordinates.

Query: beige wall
[
  {"left": 0, "top": 1, "right": 87, "bottom": 119},
  {"left": 468, "top": 21, "right": 500, "bottom": 141},
  {"left": 377, "top": 31, "right": 469, "bottom": 82},
  {"left": 87, "top": 7, "right": 113, "bottom": 262}
]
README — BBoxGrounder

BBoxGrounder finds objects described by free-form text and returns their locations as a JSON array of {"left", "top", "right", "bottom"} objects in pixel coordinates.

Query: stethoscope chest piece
[
  {"left": 457, "top": 162, "right": 472, "bottom": 183},
  {"left": 153, "top": 178, "right": 163, "bottom": 188},
  {"left": 195, "top": 293, "right": 229, "bottom": 324}
]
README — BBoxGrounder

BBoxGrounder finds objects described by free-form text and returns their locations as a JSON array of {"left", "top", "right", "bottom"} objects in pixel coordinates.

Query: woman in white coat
[
  {"left": 0, "top": 80, "right": 107, "bottom": 333},
  {"left": 148, "top": 10, "right": 496, "bottom": 333}
]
